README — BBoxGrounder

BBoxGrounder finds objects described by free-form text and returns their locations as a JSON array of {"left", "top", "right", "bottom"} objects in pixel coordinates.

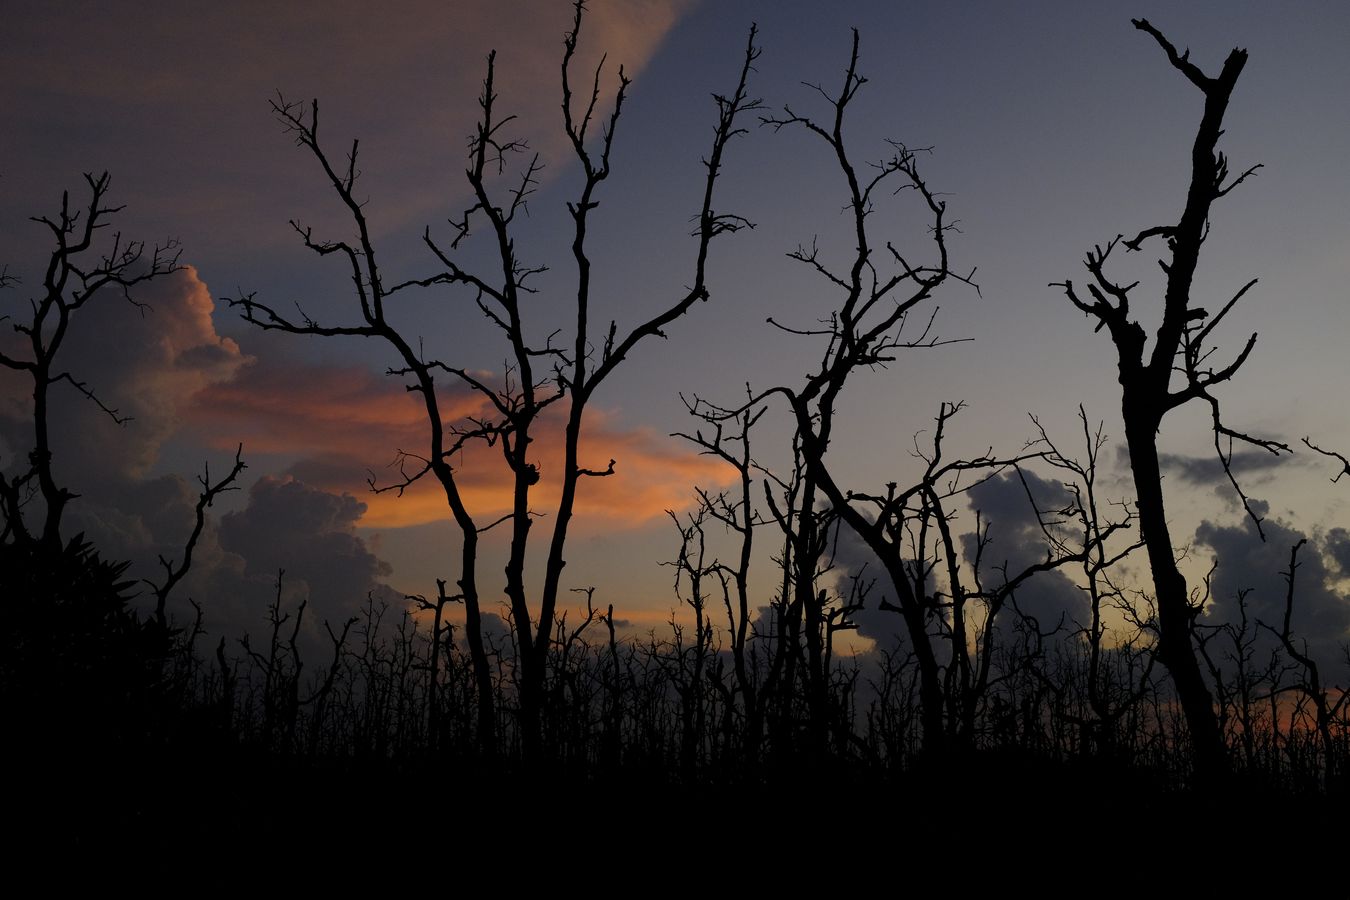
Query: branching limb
[
  {"left": 577, "top": 459, "right": 616, "bottom": 478},
  {"left": 1132, "top": 18, "right": 1215, "bottom": 90},
  {"left": 149, "top": 445, "right": 247, "bottom": 627},
  {"left": 50, "top": 371, "right": 131, "bottom": 425},
  {"left": 1304, "top": 436, "right": 1350, "bottom": 483}
]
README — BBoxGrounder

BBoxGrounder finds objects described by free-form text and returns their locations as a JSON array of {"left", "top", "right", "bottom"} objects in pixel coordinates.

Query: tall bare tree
[
  {"left": 674, "top": 398, "right": 776, "bottom": 765},
  {"left": 705, "top": 31, "right": 1092, "bottom": 758},
  {"left": 1260, "top": 540, "right": 1349, "bottom": 789},
  {"left": 745, "top": 30, "right": 970, "bottom": 755},
  {"left": 234, "top": 2, "right": 760, "bottom": 759},
  {"left": 1053, "top": 19, "right": 1287, "bottom": 783},
  {"left": 0, "top": 172, "right": 182, "bottom": 551}
]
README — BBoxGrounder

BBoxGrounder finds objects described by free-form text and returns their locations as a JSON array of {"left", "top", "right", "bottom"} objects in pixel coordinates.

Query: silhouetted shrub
[{"left": 0, "top": 536, "right": 174, "bottom": 757}]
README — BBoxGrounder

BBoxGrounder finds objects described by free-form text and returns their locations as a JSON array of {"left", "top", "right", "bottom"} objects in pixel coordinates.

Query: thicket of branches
[{"left": 162, "top": 541, "right": 1350, "bottom": 796}]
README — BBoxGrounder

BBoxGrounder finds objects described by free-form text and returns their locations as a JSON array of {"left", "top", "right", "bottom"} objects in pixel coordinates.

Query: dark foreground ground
[{"left": 7, "top": 743, "right": 1343, "bottom": 876}]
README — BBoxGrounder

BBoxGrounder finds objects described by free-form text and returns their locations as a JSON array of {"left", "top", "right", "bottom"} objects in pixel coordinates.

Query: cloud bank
[
  {"left": 0, "top": 266, "right": 398, "bottom": 644},
  {"left": 1197, "top": 501, "right": 1350, "bottom": 678}
]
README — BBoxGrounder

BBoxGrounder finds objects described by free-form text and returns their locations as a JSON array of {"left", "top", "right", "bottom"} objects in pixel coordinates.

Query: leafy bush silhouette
[{"left": 0, "top": 535, "right": 173, "bottom": 752}]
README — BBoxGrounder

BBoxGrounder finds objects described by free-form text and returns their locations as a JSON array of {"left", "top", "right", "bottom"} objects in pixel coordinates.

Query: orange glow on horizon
[{"left": 188, "top": 356, "right": 737, "bottom": 528}]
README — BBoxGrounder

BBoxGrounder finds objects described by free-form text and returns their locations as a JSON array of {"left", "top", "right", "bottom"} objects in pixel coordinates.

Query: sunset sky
[{"left": 4, "top": 1, "right": 1350, "bottom": 651}]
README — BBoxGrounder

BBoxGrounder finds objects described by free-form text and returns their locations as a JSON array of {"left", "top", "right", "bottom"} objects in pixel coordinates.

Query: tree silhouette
[
  {"left": 0, "top": 172, "right": 181, "bottom": 551},
  {"left": 0, "top": 174, "right": 246, "bottom": 849},
  {"left": 1053, "top": 19, "right": 1287, "bottom": 783},
  {"left": 0, "top": 172, "right": 190, "bottom": 715},
  {"left": 673, "top": 398, "right": 776, "bottom": 766},
  {"left": 692, "top": 31, "right": 1098, "bottom": 760},
  {"left": 1258, "top": 540, "right": 1350, "bottom": 789},
  {"left": 233, "top": 1, "right": 761, "bottom": 760},
  {"left": 746, "top": 29, "right": 974, "bottom": 757}
]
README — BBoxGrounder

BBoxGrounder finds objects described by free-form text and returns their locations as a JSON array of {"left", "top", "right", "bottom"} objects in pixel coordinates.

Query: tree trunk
[{"left": 1122, "top": 404, "right": 1226, "bottom": 783}]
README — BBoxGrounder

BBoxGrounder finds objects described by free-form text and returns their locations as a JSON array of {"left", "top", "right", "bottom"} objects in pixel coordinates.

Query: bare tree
[
  {"left": 0, "top": 172, "right": 182, "bottom": 551},
  {"left": 1026, "top": 408, "right": 1149, "bottom": 761},
  {"left": 1303, "top": 436, "right": 1350, "bottom": 483},
  {"left": 743, "top": 30, "right": 972, "bottom": 756},
  {"left": 145, "top": 445, "right": 247, "bottom": 628},
  {"left": 702, "top": 32, "right": 1090, "bottom": 758},
  {"left": 674, "top": 397, "right": 775, "bottom": 766},
  {"left": 663, "top": 507, "right": 716, "bottom": 775},
  {"left": 1259, "top": 540, "right": 1349, "bottom": 789},
  {"left": 1053, "top": 19, "right": 1285, "bottom": 783},
  {"left": 233, "top": 2, "right": 760, "bottom": 760}
]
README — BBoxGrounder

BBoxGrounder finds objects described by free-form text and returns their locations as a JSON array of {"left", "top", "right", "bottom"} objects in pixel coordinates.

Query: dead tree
[
  {"left": 146, "top": 445, "right": 247, "bottom": 628},
  {"left": 408, "top": 578, "right": 455, "bottom": 751},
  {"left": 1260, "top": 540, "right": 1349, "bottom": 789},
  {"left": 744, "top": 30, "right": 974, "bottom": 756},
  {"left": 1197, "top": 584, "right": 1282, "bottom": 773},
  {"left": 0, "top": 172, "right": 181, "bottom": 551},
  {"left": 1053, "top": 19, "right": 1286, "bottom": 784},
  {"left": 743, "top": 37, "right": 1079, "bottom": 759},
  {"left": 862, "top": 404, "right": 1096, "bottom": 754},
  {"left": 1026, "top": 408, "right": 1149, "bottom": 760},
  {"left": 700, "top": 32, "right": 1088, "bottom": 758},
  {"left": 674, "top": 397, "right": 774, "bottom": 766},
  {"left": 233, "top": 2, "right": 760, "bottom": 761},
  {"left": 663, "top": 507, "right": 716, "bottom": 775},
  {"left": 0, "top": 173, "right": 209, "bottom": 768}
]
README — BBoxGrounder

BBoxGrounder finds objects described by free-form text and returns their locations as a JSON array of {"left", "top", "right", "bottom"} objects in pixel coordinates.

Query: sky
[{"left": 4, "top": 1, "right": 1350, "bottom": 662}]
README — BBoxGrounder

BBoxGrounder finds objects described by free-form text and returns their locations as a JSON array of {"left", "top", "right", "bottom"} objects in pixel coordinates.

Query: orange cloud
[
  {"left": 362, "top": 415, "right": 739, "bottom": 528},
  {"left": 0, "top": 265, "right": 248, "bottom": 480},
  {"left": 188, "top": 355, "right": 736, "bottom": 529},
  {"left": 187, "top": 355, "right": 452, "bottom": 456}
]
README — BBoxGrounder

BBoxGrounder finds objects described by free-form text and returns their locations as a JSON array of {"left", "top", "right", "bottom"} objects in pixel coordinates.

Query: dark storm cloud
[
  {"left": 64, "top": 471, "right": 406, "bottom": 649},
  {"left": 0, "top": 267, "right": 247, "bottom": 487},
  {"left": 961, "top": 468, "right": 1074, "bottom": 570},
  {"left": 219, "top": 475, "right": 395, "bottom": 619},
  {"left": 820, "top": 468, "right": 1096, "bottom": 653},
  {"left": 1157, "top": 449, "right": 1291, "bottom": 486},
  {"left": 962, "top": 469, "right": 1089, "bottom": 636},
  {"left": 0, "top": 266, "right": 403, "bottom": 646},
  {"left": 828, "top": 522, "right": 910, "bottom": 652},
  {"left": 1197, "top": 510, "right": 1350, "bottom": 677}
]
